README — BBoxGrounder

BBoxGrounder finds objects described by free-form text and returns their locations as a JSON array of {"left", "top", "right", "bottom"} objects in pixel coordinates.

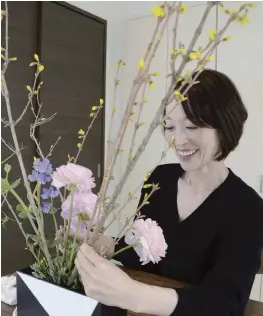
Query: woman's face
[{"left": 164, "top": 104, "right": 220, "bottom": 171}]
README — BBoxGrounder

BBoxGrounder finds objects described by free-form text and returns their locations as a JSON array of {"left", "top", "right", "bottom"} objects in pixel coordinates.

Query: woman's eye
[
  {"left": 165, "top": 126, "right": 175, "bottom": 131},
  {"left": 186, "top": 126, "right": 198, "bottom": 130}
]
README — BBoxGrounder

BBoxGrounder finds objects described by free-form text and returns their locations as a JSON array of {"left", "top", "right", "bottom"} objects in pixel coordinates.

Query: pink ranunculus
[
  {"left": 51, "top": 163, "right": 96, "bottom": 192},
  {"left": 124, "top": 218, "right": 168, "bottom": 265},
  {"left": 61, "top": 191, "right": 98, "bottom": 233}
]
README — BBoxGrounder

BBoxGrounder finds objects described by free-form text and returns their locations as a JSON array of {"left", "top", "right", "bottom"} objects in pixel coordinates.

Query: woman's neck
[{"left": 182, "top": 161, "right": 229, "bottom": 193}]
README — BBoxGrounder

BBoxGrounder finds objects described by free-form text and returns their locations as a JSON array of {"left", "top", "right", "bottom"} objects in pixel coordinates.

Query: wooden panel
[
  {"left": 1, "top": 1, "right": 39, "bottom": 276},
  {"left": 39, "top": 1, "right": 106, "bottom": 187}
]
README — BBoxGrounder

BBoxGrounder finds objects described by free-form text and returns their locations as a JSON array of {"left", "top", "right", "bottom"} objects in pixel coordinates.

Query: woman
[{"left": 75, "top": 69, "right": 263, "bottom": 316}]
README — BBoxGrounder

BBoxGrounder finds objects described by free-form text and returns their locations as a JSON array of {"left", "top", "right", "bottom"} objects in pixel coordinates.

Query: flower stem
[
  {"left": 69, "top": 219, "right": 80, "bottom": 265},
  {"left": 110, "top": 243, "right": 139, "bottom": 259},
  {"left": 62, "top": 185, "right": 75, "bottom": 264}
]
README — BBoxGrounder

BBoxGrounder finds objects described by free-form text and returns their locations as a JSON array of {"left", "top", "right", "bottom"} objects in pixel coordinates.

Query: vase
[
  {"left": 16, "top": 265, "right": 188, "bottom": 316},
  {"left": 16, "top": 268, "right": 126, "bottom": 316}
]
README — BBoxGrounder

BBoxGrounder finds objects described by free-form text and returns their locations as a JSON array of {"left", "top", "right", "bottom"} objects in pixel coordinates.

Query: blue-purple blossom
[
  {"left": 41, "top": 187, "right": 60, "bottom": 199},
  {"left": 42, "top": 202, "right": 52, "bottom": 214},
  {"left": 33, "top": 158, "right": 53, "bottom": 175},
  {"left": 28, "top": 170, "right": 51, "bottom": 184}
]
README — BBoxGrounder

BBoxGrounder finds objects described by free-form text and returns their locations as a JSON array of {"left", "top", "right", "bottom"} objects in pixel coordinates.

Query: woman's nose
[{"left": 174, "top": 129, "right": 188, "bottom": 147}]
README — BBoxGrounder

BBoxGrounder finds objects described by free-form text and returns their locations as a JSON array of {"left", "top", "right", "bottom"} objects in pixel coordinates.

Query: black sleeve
[
  {"left": 172, "top": 198, "right": 263, "bottom": 316},
  {"left": 113, "top": 166, "right": 162, "bottom": 268}
]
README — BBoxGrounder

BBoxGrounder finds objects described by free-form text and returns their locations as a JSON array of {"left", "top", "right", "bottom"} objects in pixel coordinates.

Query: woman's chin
[{"left": 177, "top": 152, "right": 201, "bottom": 171}]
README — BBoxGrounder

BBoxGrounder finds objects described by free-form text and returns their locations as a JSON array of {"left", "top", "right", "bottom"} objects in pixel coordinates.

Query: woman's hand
[{"left": 75, "top": 243, "right": 139, "bottom": 310}]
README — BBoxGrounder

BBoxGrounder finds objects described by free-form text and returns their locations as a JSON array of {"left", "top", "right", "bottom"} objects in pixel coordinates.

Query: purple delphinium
[
  {"left": 41, "top": 187, "right": 60, "bottom": 200},
  {"left": 33, "top": 158, "right": 53, "bottom": 175},
  {"left": 28, "top": 158, "right": 53, "bottom": 184},
  {"left": 42, "top": 202, "right": 52, "bottom": 214}
]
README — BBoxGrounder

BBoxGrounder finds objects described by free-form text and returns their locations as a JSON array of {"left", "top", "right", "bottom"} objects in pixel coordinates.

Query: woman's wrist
[{"left": 123, "top": 278, "right": 178, "bottom": 316}]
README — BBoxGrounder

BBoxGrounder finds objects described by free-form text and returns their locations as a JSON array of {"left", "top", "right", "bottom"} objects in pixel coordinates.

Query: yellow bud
[
  {"left": 189, "top": 51, "right": 201, "bottom": 60},
  {"left": 209, "top": 29, "right": 217, "bottom": 40},
  {"left": 26, "top": 85, "right": 32, "bottom": 92},
  {"left": 120, "top": 148, "right": 125, "bottom": 152},
  {"left": 38, "top": 65, "right": 44, "bottom": 72},
  {"left": 1, "top": 54, "right": 5, "bottom": 59},
  {"left": 77, "top": 143, "right": 82, "bottom": 148},
  {"left": 221, "top": 7, "right": 227, "bottom": 13},
  {"left": 248, "top": 3, "right": 255, "bottom": 8},
  {"left": 100, "top": 99, "right": 104, "bottom": 105},
  {"left": 34, "top": 54, "right": 39, "bottom": 61},
  {"left": 116, "top": 60, "right": 122, "bottom": 68},
  {"left": 170, "top": 135, "right": 175, "bottom": 143},
  {"left": 153, "top": 72, "right": 160, "bottom": 76},
  {"left": 142, "top": 98, "right": 148, "bottom": 103},
  {"left": 92, "top": 106, "right": 98, "bottom": 111},
  {"left": 114, "top": 107, "right": 120, "bottom": 112},
  {"left": 131, "top": 110, "right": 136, "bottom": 115},
  {"left": 29, "top": 62, "right": 37, "bottom": 67},
  {"left": 78, "top": 129, "right": 85, "bottom": 135},
  {"left": 223, "top": 36, "right": 232, "bottom": 41},
  {"left": 230, "top": 9, "right": 236, "bottom": 15},
  {"left": 150, "top": 82, "right": 156, "bottom": 89},
  {"left": 207, "top": 56, "right": 214, "bottom": 61},
  {"left": 170, "top": 49, "right": 175, "bottom": 56},
  {"left": 128, "top": 119, "right": 134, "bottom": 123},
  {"left": 9, "top": 57, "right": 17, "bottom": 61},
  {"left": 130, "top": 155, "right": 135, "bottom": 160},
  {"left": 152, "top": 5, "right": 165, "bottom": 17},
  {"left": 176, "top": 48, "right": 186, "bottom": 55},
  {"left": 138, "top": 59, "right": 145, "bottom": 69},
  {"left": 174, "top": 90, "right": 180, "bottom": 96},
  {"left": 176, "top": 76, "right": 183, "bottom": 83},
  {"left": 90, "top": 113, "right": 95, "bottom": 117},
  {"left": 139, "top": 120, "right": 147, "bottom": 125},
  {"left": 157, "top": 34, "right": 161, "bottom": 41},
  {"left": 33, "top": 157, "right": 37, "bottom": 161},
  {"left": 179, "top": 4, "right": 188, "bottom": 13}
]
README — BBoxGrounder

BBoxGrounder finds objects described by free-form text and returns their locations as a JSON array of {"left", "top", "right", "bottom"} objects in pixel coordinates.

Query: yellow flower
[
  {"left": 179, "top": 4, "right": 188, "bottom": 13},
  {"left": 92, "top": 106, "right": 98, "bottom": 111},
  {"left": 209, "top": 29, "right": 216, "bottom": 40},
  {"left": 139, "top": 120, "right": 147, "bottom": 126},
  {"left": 153, "top": 72, "right": 160, "bottom": 76},
  {"left": 152, "top": 5, "right": 165, "bottom": 17},
  {"left": 138, "top": 59, "right": 145, "bottom": 70},
  {"left": 170, "top": 49, "right": 175, "bottom": 56},
  {"left": 100, "top": 99, "right": 104, "bottom": 105},
  {"left": 78, "top": 129, "right": 85, "bottom": 135},
  {"left": 34, "top": 54, "right": 39, "bottom": 61},
  {"left": 26, "top": 85, "right": 32, "bottom": 92},
  {"left": 189, "top": 51, "right": 201, "bottom": 60},
  {"left": 77, "top": 143, "right": 82, "bottom": 148},
  {"left": 9, "top": 57, "right": 17, "bottom": 61},
  {"left": 240, "top": 16, "right": 250, "bottom": 25},
  {"left": 90, "top": 113, "right": 95, "bottom": 117}
]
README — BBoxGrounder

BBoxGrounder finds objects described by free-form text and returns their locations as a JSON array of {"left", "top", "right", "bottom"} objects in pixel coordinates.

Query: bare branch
[{"left": 1, "top": 137, "right": 15, "bottom": 152}]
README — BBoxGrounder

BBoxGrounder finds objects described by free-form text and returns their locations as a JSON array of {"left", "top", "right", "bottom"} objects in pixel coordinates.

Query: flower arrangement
[{"left": 1, "top": 1, "right": 255, "bottom": 292}]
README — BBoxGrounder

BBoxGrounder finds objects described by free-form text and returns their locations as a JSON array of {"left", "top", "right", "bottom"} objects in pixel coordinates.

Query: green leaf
[
  {"left": 4, "top": 164, "right": 11, "bottom": 174},
  {"left": 11, "top": 178, "right": 21, "bottom": 189},
  {"left": 26, "top": 234, "right": 41, "bottom": 242},
  {"left": 47, "top": 238, "right": 63, "bottom": 248},
  {"left": 16, "top": 204, "right": 24, "bottom": 212},
  {"left": 1, "top": 178, "right": 10, "bottom": 193},
  {"left": 18, "top": 211, "right": 28, "bottom": 219}
]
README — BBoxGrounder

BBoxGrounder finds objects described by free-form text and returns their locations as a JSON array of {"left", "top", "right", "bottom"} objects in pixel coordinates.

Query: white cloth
[{"left": 1, "top": 274, "right": 17, "bottom": 305}]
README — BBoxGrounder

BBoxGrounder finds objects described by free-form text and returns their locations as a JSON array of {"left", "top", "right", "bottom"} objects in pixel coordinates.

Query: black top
[{"left": 115, "top": 164, "right": 263, "bottom": 316}]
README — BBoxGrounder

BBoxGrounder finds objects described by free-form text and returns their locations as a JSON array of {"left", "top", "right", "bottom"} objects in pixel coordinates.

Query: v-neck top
[{"left": 115, "top": 163, "right": 263, "bottom": 316}]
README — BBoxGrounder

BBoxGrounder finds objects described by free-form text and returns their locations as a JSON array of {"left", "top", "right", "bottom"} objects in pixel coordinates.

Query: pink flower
[
  {"left": 124, "top": 218, "right": 167, "bottom": 265},
  {"left": 51, "top": 163, "right": 95, "bottom": 192},
  {"left": 61, "top": 191, "right": 98, "bottom": 233}
]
